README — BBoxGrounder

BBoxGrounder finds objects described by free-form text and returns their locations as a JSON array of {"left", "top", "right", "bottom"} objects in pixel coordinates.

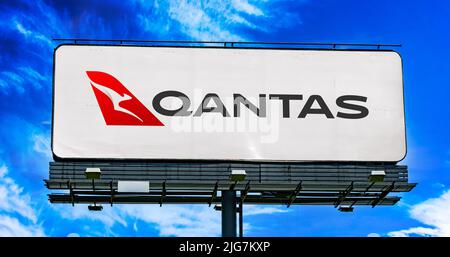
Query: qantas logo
[
  {"left": 86, "top": 71, "right": 164, "bottom": 126},
  {"left": 87, "top": 71, "right": 370, "bottom": 126}
]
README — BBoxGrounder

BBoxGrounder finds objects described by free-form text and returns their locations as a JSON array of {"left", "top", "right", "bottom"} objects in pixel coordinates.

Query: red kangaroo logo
[{"left": 86, "top": 71, "right": 164, "bottom": 126}]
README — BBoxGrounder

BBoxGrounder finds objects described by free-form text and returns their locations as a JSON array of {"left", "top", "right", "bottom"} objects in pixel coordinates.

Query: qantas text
[{"left": 152, "top": 91, "right": 369, "bottom": 119}]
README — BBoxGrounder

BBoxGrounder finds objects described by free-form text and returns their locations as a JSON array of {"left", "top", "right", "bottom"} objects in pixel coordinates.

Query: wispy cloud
[
  {"left": 142, "top": 0, "right": 250, "bottom": 41},
  {"left": 137, "top": 0, "right": 301, "bottom": 41},
  {"left": 388, "top": 227, "right": 440, "bottom": 237},
  {"left": 0, "top": 1, "right": 58, "bottom": 95},
  {"left": 0, "top": 72, "right": 25, "bottom": 94},
  {"left": 13, "top": 20, "right": 53, "bottom": 47},
  {"left": 383, "top": 189, "right": 450, "bottom": 237},
  {"left": 0, "top": 164, "right": 45, "bottom": 236},
  {"left": 53, "top": 205, "right": 128, "bottom": 230},
  {"left": 0, "top": 165, "right": 37, "bottom": 222},
  {"left": 32, "top": 133, "right": 51, "bottom": 158},
  {"left": 0, "top": 66, "right": 48, "bottom": 94},
  {"left": 53, "top": 203, "right": 288, "bottom": 237},
  {"left": 245, "top": 205, "right": 288, "bottom": 216},
  {"left": 19, "top": 67, "right": 47, "bottom": 83},
  {"left": 231, "top": 0, "right": 264, "bottom": 16},
  {"left": 119, "top": 205, "right": 221, "bottom": 236},
  {"left": 0, "top": 215, "right": 45, "bottom": 237},
  {"left": 0, "top": 0, "right": 303, "bottom": 236}
]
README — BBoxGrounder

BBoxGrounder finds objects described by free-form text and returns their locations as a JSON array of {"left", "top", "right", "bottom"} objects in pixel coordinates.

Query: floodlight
[
  {"left": 338, "top": 206, "right": 354, "bottom": 212},
  {"left": 88, "top": 204, "right": 103, "bottom": 211},
  {"left": 230, "top": 170, "right": 247, "bottom": 182},
  {"left": 85, "top": 168, "right": 101, "bottom": 179},
  {"left": 369, "top": 170, "right": 386, "bottom": 183}
]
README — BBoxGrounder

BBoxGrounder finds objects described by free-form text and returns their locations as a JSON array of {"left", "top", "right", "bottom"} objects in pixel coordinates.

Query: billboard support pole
[
  {"left": 239, "top": 195, "right": 243, "bottom": 237},
  {"left": 221, "top": 190, "right": 237, "bottom": 237}
]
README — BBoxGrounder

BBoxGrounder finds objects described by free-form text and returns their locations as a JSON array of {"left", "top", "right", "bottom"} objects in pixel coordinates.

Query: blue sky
[{"left": 0, "top": 0, "right": 449, "bottom": 237}]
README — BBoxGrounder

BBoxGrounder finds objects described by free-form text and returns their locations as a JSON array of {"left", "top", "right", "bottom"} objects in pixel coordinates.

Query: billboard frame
[
  {"left": 48, "top": 40, "right": 413, "bottom": 237},
  {"left": 50, "top": 42, "right": 408, "bottom": 163}
]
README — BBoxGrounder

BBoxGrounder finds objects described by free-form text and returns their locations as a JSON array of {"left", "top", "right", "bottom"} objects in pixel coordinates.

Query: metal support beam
[
  {"left": 208, "top": 181, "right": 219, "bottom": 207},
  {"left": 364, "top": 182, "right": 376, "bottom": 193},
  {"left": 334, "top": 182, "right": 354, "bottom": 208},
  {"left": 229, "top": 181, "right": 238, "bottom": 191},
  {"left": 372, "top": 182, "right": 395, "bottom": 208},
  {"left": 287, "top": 181, "right": 302, "bottom": 208},
  {"left": 241, "top": 181, "right": 251, "bottom": 202},
  {"left": 68, "top": 180, "right": 74, "bottom": 206},
  {"left": 46, "top": 161, "right": 415, "bottom": 212},
  {"left": 109, "top": 181, "right": 114, "bottom": 207},
  {"left": 160, "top": 181, "right": 166, "bottom": 207},
  {"left": 239, "top": 195, "right": 243, "bottom": 237},
  {"left": 222, "top": 190, "right": 237, "bottom": 237},
  {"left": 52, "top": 38, "right": 402, "bottom": 49}
]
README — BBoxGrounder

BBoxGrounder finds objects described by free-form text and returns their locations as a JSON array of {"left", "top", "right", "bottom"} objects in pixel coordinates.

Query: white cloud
[
  {"left": 228, "top": 14, "right": 256, "bottom": 29},
  {"left": 244, "top": 205, "right": 288, "bottom": 216},
  {"left": 0, "top": 1, "right": 59, "bottom": 94},
  {"left": 388, "top": 227, "right": 439, "bottom": 237},
  {"left": 166, "top": 0, "right": 244, "bottom": 41},
  {"left": 1, "top": 0, "right": 303, "bottom": 237},
  {"left": 19, "top": 66, "right": 47, "bottom": 82},
  {"left": 53, "top": 204, "right": 220, "bottom": 236},
  {"left": 54, "top": 202, "right": 287, "bottom": 236},
  {"left": 118, "top": 204, "right": 287, "bottom": 236},
  {"left": 134, "top": 0, "right": 305, "bottom": 44},
  {"left": 0, "top": 165, "right": 37, "bottom": 222},
  {"left": 32, "top": 134, "right": 51, "bottom": 158},
  {"left": 133, "top": 221, "right": 138, "bottom": 232},
  {"left": 9, "top": 0, "right": 64, "bottom": 49},
  {"left": 367, "top": 233, "right": 381, "bottom": 237},
  {"left": 13, "top": 20, "right": 53, "bottom": 47},
  {"left": 386, "top": 190, "right": 450, "bottom": 237},
  {"left": 1, "top": 71, "right": 24, "bottom": 85},
  {"left": 232, "top": 0, "right": 264, "bottom": 16},
  {"left": 0, "top": 66, "right": 48, "bottom": 93},
  {"left": 53, "top": 205, "right": 127, "bottom": 229},
  {"left": 0, "top": 215, "right": 45, "bottom": 237},
  {"left": 0, "top": 71, "right": 25, "bottom": 94},
  {"left": 137, "top": 0, "right": 297, "bottom": 41},
  {"left": 0, "top": 164, "right": 45, "bottom": 236},
  {"left": 118, "top": 205, "right": 221, "bottom": 237}
]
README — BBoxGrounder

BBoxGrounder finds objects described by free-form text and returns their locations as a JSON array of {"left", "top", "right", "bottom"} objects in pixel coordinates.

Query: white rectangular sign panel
[
  {"left": 117, "top": 181, "right": 149, "bottom": 193},
  {"left": 53, "top": 45, "right": 406, "bottom": 162}
]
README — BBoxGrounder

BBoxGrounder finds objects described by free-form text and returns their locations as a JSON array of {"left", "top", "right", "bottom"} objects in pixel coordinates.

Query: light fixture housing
[
  {"left": 338, "top": 206, "right": 354, "bottom": 212},
  {"left": 88, "top": 204, "right": 103, "bottom": 211},
  {"left": 369, "top": 170, "right": 386, "bottom": 183},
  {"left": 85, "top": 168, "right": 101, "bottom": 179},
  {"left": 230, "top": 170, "right": 247, "bottom": 182}
]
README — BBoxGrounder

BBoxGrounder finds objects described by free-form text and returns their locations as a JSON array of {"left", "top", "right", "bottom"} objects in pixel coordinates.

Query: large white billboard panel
[{"left": 53, "top": 45, "right": 406, "bottom": 162}]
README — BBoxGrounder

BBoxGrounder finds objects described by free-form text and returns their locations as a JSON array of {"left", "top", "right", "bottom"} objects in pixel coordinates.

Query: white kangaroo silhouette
[{"left": 89, "top": 80, "right": 143, "bottom": 122}]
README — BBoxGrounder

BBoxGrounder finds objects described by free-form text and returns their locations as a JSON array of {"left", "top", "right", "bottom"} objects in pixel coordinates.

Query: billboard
[{"left": 52, "top": 45, "right": 406, "bottom": 162}]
